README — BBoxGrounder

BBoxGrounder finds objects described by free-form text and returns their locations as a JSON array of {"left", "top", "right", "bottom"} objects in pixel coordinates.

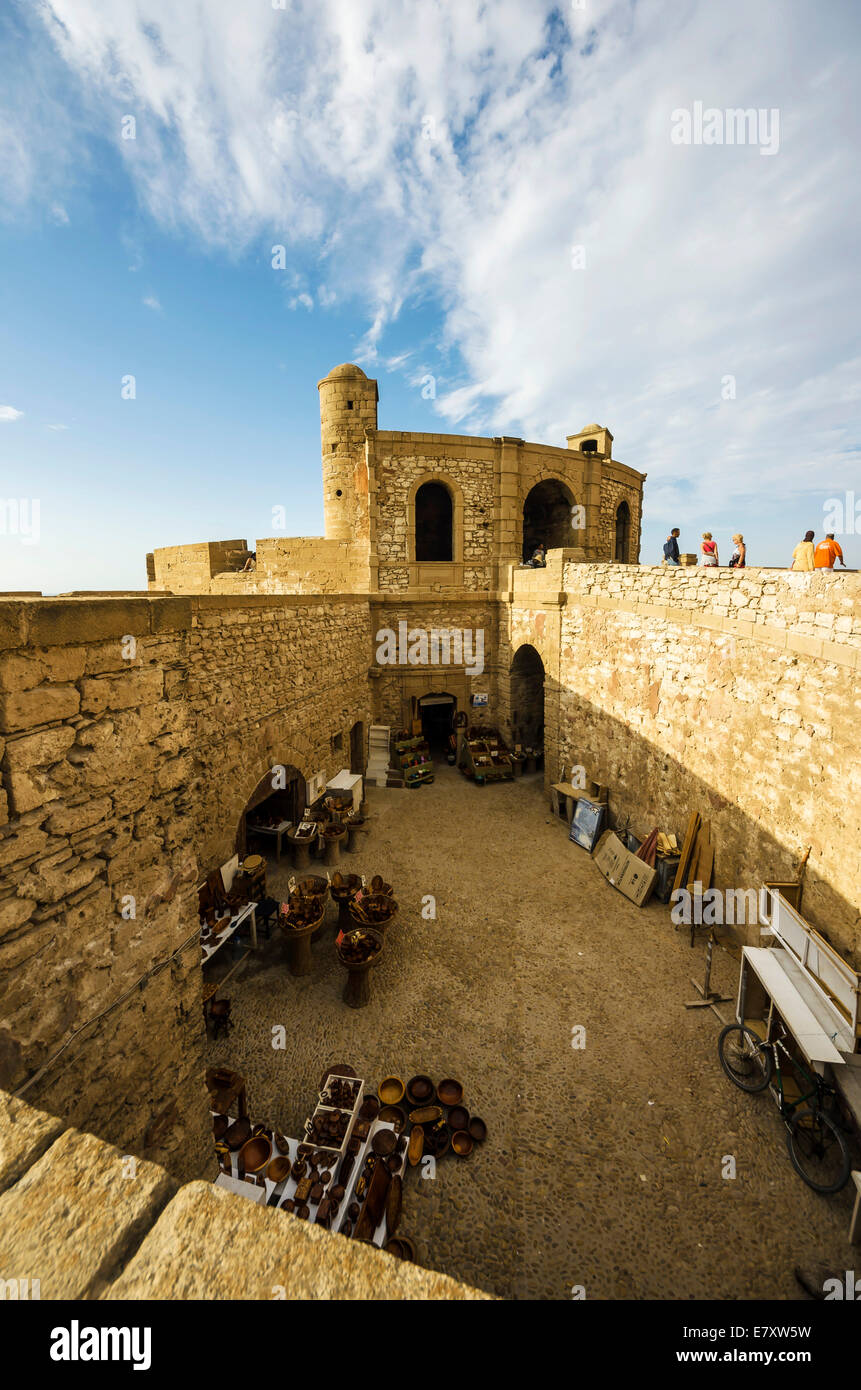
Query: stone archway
[
  {"left": 614, "top": 501, "right": 631, "bottom": 562},
  {"left": 522, "top": 479, "right": 575, "bottom": 560},
  {"left": 509, "top": 644, "right": 545, "bottom": 755},
  {"left": 235, "top": 762, "right": 306, "bottom": 856}
]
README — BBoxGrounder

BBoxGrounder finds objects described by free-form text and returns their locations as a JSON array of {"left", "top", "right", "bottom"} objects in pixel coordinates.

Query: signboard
[
  {"left": 569, "top": 796, "right": 606, "bottom": 852},
  {"left": 471, "top": 693, "right": 489, "bottom": 707}
]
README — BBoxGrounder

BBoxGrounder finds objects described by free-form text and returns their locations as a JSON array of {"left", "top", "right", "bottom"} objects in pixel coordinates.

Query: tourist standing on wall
[
  {"left": 663, "top": 528, "right": 681, "bottom": 565},
  {"left": 699, "top": 532, "right": 719, "bottom": 566},
  {"left": 790, "top": 531, "right": 816, "bottom": 570},
  {"left": 814, "top": 533, "right": 846, "bottom": 570},
  {"left": 729, "top": 534, "right": 746, "bottom": 568}
]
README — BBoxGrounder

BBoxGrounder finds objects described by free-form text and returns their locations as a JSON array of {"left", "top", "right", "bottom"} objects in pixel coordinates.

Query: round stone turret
[{"left": 317, "top": 363, "right": 378, "bottom": 541}]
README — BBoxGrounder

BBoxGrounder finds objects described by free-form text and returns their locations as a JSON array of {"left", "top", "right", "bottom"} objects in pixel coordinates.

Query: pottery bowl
[
  {"left": 378, "top": 1104, "right": 407, "bottom": 1133},
  {"left": 371, "top": 1128, "right": 397, "bottom": 1157},
  {"left": 267, "top": 1155, "right": 291, "bottom": 1183},
  {"left": 468, "top": 1116, "right": 487, "bottom": 1143}
]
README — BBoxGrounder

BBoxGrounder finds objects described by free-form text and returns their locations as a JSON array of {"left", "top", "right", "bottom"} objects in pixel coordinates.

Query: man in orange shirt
[{"left": 814, "top": 533, "right": 846, "bottom": 569}]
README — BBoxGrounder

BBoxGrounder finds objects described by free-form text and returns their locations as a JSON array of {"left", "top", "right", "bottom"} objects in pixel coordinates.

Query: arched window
[
  {"left": 415, "top": 481, "right": 453, "bottom": 561},
  {"left": 522, "top": 479, "right": 575, "bottom": 561},
  {"left": 614, "top": 501, "right": 631, "bottom": 562}
]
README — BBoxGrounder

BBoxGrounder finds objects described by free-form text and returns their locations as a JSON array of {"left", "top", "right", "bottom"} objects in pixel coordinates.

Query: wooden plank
[{"left": 672, "top": 811, "right": 700, "bottom": 896}]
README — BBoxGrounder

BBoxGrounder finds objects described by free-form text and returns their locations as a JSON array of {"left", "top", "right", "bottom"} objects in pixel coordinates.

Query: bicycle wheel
[
  {"left": 717, "top": 1025, "right": 773, "bottom": 1092},
  {"left": 786, "top": 1107, "right": 851, "bottom": 1194}
]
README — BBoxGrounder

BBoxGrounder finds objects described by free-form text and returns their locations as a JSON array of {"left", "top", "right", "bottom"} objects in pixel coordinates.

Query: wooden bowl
[
  {"left": 406, "top": 1075, "right": 435, "bottom": 1107},
  {"left": 437, "top": 1078, "right": 463, "bottom": 1107},
  {"left": 267, "top": 1155, "right": 291, "bottom": 1183},
  {"left": 451, "top": 1130, "right": 473, "bottom": 1158},
  {"left": 239, "top": 1133, "right": 272, "bottom": 1173},
  {"left": 447, "top": 1105, "right": 469, "bottom": 1133},
  {"left": 378, "top": 1105, "right": 406, "bottom": 1133},
  {"left": 468, "top": 1116, "right": 487, "bottom": 1143},
  {"left": 371, "top": 1128, "right": 397, "bottom": 1157},
  {"left": 378, "top": 1075, "right": 405, "bottom": 1106}
]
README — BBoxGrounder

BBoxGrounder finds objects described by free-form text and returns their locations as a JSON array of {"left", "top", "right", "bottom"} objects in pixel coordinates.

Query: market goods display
[{"left": 337, "top": 929, "right": 383, "bottom": 965}]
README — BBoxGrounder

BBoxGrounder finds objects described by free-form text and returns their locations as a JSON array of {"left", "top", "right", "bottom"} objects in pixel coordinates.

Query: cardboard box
[{"left": 593, "top": 830, "right": 657, "bottom": 907}]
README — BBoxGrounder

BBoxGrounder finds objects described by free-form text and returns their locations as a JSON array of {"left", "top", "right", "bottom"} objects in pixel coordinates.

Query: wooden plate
[
  {"left": 407, "top": 1127, "right": 424, "bottom": 1167},
  {"left": 409, "top": 1105, "right": 442, "bottom": 1126},
  {"left": 386, "top": 1175, "right": 402, "bottom": 1236}
]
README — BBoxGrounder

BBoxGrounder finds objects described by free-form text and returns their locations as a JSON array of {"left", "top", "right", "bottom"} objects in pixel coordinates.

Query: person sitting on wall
[
  {"left": 242, "top": 552, "right": 256, "bottom": 572},
  {"left": 814, "top": 533, "right": 846, "bottom": 570},
  {"left": 530, "top": 543, "right": 547, "bottom": 567},
  {"left": 790, "top": 531, "right": 816, "bottom": 571},
  {"left": 699, "top": 532, "right": 719, "bottom": 566},
  {"left": 729, "top": 534, "right": 746, "bottom": 568},
  {"left": 662, "top": 528, "right": 681, "bottom": 565}
]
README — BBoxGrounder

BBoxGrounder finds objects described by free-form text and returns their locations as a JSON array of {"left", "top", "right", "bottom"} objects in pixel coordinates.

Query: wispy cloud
[
  {"left": 142, "top": 293, "right": 162, "bottom": 311},
  {"left": 50, "top": 202, "right": 69, "bottom": 224},
  {"left": 10, "top": 0, "right": 861, "bottom": 517},
  {"left": 0, "top": 406, "right": 24, "bottom": 422}
]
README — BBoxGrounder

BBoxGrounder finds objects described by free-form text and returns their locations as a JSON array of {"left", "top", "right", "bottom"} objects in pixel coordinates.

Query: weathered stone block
[
  {"left": 0, "top": 1093, "right": 65, "bottom": 1193},
  {"left": 79, "top": 668, "right": 164, "bottom": 716},
  {"left": 0, "top": 684, "right": 80, "bottom": 734}
]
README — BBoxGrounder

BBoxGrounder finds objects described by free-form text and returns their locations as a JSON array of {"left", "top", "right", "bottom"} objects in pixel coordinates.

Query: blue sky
[{"left": 1, "top": 0, "right": 859, "bottom": 593}]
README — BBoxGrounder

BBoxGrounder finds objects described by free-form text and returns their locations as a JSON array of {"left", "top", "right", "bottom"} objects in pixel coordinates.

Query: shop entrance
[
  {"left": 237, "top": 764, "right": 305, "bottom": 857},
  {"left": 349, "top": 720, "right": 365, "bottom": 775},
  {"left": 417, "top": 693, "right": 456, "bottom": 754},
  {"left": 509, "top": 646, "right": 545, "bottom": 757}
]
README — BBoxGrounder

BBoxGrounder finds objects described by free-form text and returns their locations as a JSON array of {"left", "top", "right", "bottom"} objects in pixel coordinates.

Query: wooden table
[{"left": 249, "top": 819, "right": 292, "bottom": 860}]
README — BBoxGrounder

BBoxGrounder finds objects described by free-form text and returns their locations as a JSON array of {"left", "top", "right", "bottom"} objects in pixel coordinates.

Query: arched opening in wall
[
  {"left": 416, "top": 692, "right": 457, "bottom": 755},
  {"left": 237, "top": 764, "right": 305, "bottom": 858},
  {"left": 614, "top": 501, "right": 631, "bottom": 562},
  {"left": 349, "top": 720, "right": 365, "bottom": 774},
  {"left": 522, "top": 479, "right": 575, "bottom": 561},
  {"left": 415, "top": 482, "right": 453, "bottom": 561},
  {"left": 509, "top": 646, "right": 545, "bottom": 760}
]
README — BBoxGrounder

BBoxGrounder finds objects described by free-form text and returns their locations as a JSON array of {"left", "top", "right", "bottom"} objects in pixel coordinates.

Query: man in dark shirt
[{"left": 663, "top": 529, "right": 681, "bottom": 565}]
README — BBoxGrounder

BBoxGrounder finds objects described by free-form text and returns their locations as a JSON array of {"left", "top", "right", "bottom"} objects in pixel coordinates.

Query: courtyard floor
[{"left": 205, "top": 763, "right": 855, "bottom": 1300}]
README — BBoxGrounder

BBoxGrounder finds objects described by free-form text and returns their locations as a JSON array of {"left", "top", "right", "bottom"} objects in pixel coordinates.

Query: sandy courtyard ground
[{"left": 205, "top": 764, "right": 855, "bottom": 1300}]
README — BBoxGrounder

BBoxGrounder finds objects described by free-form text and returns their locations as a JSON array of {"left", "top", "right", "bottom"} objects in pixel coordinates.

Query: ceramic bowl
[
  {"left": 239, "top": 1133, "right": 272, "bottom": 1173},
  {"left": 371, "top": 1128, "right": 397, "bottom": 1157},
  {"left": 378, "top": 1105, "right": 407, "bottom": 1133},
  {"left": 267, "top": 1155, "right": 291, "bottom": 1183}
]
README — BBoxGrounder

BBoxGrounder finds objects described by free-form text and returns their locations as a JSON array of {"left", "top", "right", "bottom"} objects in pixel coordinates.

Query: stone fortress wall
[{"left": 0, "top": 593, "right": 372, "bottom": 1182}]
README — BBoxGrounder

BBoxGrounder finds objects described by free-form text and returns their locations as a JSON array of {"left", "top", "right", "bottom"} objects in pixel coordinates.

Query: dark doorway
[
  {"left": 522, "top": 479, "right": 574, "bottom": 560},
  {"left": 350, "top": 720, "right": 365, "bottom": 774},
  {"left": 614, "top": 501, "right": 631, "bottom": 562},
  {"left": 418, "top": 694, "right": 456, "bottom": 753},
  {"left": 238, "top": 764, "right": 304, "bottom": 856},
  {"left": 415, "top": 482, "right": 453, "bottom": 561},
  {"left": 509, "top": 646, "right": 544, "bottom": 755}
]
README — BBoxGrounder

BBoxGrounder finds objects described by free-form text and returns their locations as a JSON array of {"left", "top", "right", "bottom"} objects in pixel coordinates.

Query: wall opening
[
  {"left": 237, "top": 764, "right": 305, "bottom": 857},
  {"left": 415, "top": 481, "right": 453, "bottom": 562},
  {"left": 417, "top": 693, "right": 456, "bottom": 753},
  {"left": 350, "top": 720, "right": 365, "bottom": 774},
  {"left": 522, "top": 479, "right": 575, "bottom": 560},
  {"left": 509, "top": 646, "right": 545, "bottom": 756},
  {"left": 614, "top": 500, "right": 631, "bottom": 562}
]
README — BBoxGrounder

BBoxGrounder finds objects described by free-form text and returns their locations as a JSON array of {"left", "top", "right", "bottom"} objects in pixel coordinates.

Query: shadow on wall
[{"left": 547, "top": 679, "right": 861, "bottom": 964}]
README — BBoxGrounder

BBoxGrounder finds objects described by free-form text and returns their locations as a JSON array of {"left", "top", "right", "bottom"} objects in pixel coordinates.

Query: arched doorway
[
  {"left": 614, "top": 501, "right": 631, "bottom": 562},
  {"left": 415, "top": 481, "right": 453, "bottom": 561},
  {"left": 237, "top": 763, "right": 305, "bottom": 856},
  {"left": 522, "top": 479, "right": 575, "bottom": 560},
  {"left": 509, "top": 646, "right": 545, "bottom": 757},
  {"left": 416, "top": 692, "right": 457, "bottom": 754},
  {"left": 349, "top": 720, "right": 365, "bottom": 774}
]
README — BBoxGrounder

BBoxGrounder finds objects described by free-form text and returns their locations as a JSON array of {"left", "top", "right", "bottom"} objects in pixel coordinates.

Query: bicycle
[{"left": 717, "top": 1020, "right": 851, "bottom": 1194}]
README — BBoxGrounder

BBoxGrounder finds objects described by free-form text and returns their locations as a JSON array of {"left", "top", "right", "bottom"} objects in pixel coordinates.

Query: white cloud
[
  {"left": 289, "top": 292, "right": 313, "bottom": 311},
  {"left": 47, "top": 423, "right": 69, "bottom": 431},
  {"left": 18, "top": 0, "right": 861, "bottom": 518},
  {"left": 50, "top": 202, "right": 69, "bottom": 224},
  {"left": 142, "top": 293, "right": 162, "bottom": 311},
  {"left": 0, "top": 406, "right": 24, "bottom": 422}
]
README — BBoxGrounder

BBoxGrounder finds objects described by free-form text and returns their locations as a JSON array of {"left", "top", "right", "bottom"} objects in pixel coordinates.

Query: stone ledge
[
  {"left": 0, "top": 1092, "right": 65, "bottom": 1193},
  {"left": 0, "top": 1123, "right": 176, "bottom": 1299},
  {"left": 107, "top": 1181, "right": 492, "bottom": 1301}
]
